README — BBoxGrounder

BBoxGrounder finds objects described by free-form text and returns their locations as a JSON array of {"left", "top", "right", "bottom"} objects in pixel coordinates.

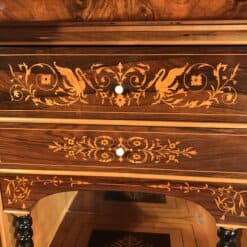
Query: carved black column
[
  {"left": 217, "top": 227, "right": 239, "bottom": 247},
  {"left": 15, "top": 215, "right": 33, "bottom": 247}
]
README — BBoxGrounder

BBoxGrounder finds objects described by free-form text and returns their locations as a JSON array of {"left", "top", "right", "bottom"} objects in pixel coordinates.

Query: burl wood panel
[
  {"left": 0, "top": 46, "right": 247, "bottom": 123},
  {"left": 1, "top": 174, "right": 247, "bottom": 226},
  {"left": 0, "top": 0, "right": 246, "bottom": 22},
  {"left": 0, "top": 124, "right": 247, "bottom": 179}
]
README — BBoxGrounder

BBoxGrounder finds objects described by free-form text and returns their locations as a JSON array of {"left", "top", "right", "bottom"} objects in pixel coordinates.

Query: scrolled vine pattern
[
  {"left": 9, "top": 62, "right": 92, "bottom": 106},
  {"left": 3, "top": 176, "right": 93, "bottom": 209},
  {"left": 3, "top": 176, "right": 63, "bottom": 209},
  {"left": 148, "top": 62, "right": 239, "bottom": 108},
  {"left": 4, "top": 176, "right": 31, "bottom": 209},
  {"left": 8, "top": 62, "right": 150, "bottom": 108},
  {"left": 3, "top": 176, "right": 247, "bottom": 221},
  {"left": 91, "top": 62, "right": 150, "bottom": 107},
  {"left": 148, "top": 183, "right": 247, "bottom": 221},
  {"left": 8, "top": 61, "right": 240, "bottom": 108},
  {"left": 48, "top": 136, "right": 197, "bottom": 164}
]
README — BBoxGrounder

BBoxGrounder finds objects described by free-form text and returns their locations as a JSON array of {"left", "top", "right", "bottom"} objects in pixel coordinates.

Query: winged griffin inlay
[{"left": 8, "top": 61, "right": 240, "bottom": 108}]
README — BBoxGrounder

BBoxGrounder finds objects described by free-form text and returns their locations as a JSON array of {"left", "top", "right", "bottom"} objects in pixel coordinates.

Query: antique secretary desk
[{"left": 0, "top": 0, "right": 247, "bottom": 246}]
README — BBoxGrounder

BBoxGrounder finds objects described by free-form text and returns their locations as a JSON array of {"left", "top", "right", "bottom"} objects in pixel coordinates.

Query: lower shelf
[
  {"left": 2, "top": 190, "right": 246, "bottom": 247},
  {"left": 50, "top": 191, "right": 217, "bottom": 247}
]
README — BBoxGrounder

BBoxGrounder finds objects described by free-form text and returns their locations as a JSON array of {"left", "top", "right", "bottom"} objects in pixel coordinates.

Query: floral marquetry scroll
[
  {"left": 48, "top": 136, "right": 197, "bottom": 164},
  {"left": 2, "top": 176, "right": 247, "bottom": 223},
  {"left": 91, "top": 62, "right": 150, "bottom": 107},
  {"left": 8, "top": 61, "right": 240, "bottom": 109},
  {"left": 4, "top": 176, "right": 64, "bottom": 209},
  {"left": 148, "top": 183, "right": 247, "bottom": 221}
]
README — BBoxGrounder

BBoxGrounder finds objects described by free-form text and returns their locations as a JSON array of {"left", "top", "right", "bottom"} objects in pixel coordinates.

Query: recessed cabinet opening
[{"left": 21, "top": 190, "right": 219, "bottom": 247}]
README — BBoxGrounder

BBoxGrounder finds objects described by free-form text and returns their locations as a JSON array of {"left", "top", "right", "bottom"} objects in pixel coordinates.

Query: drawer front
[
  {"left": 0, "top": 124, "right": 247, "bottom": 178},
  {"left": 0, "top": 46, "right": 247, "bottom": 123}
]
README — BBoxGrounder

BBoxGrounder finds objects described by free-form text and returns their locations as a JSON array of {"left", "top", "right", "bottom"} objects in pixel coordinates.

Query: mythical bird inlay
[{"left": 9, "top": 61, "right": 239, "bottom": 108}]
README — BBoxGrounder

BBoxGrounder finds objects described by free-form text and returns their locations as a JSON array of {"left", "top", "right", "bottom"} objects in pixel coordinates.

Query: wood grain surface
[
  {"left": 0, "top": 124, "right": 246, "bottom": 177},
  {"left": 51, "top": 191, "right": 217, "bottom": 247},
  {"left": 0, "top": 46, "right": 246, "bottom": 123},
  {"left": 1, "top": 22, "right": 247, "bottom": 46},
  {"left": 0, "top": 0, "right": 247, "bottom": 238},
  {"left": 0, "top": 0, "right": 246, "bottom": 22},
  {"left": 1, "top": 174, "right": 247, "bottom": 227}
]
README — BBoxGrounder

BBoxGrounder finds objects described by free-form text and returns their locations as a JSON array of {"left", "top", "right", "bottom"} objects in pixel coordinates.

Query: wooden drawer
[
  {"left": 0, "top": 123, "right": 246, "bottom": 179},
  {"left": 0, "top": 46, "right": 246, "bottom": 123}
]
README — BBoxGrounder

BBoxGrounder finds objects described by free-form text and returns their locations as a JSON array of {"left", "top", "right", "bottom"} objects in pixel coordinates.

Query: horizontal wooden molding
[
  {"left": 1, "top": 169, "right": 247, "bottom": 185},
  {"left": 0, "top": 22, "right": 247, "bottom": 45},
  {"left": 3, "top": 209, "right": 30, "bottom": 216},
  {"left": 0, "top": 117, "right": 246, "bottom": 129}
]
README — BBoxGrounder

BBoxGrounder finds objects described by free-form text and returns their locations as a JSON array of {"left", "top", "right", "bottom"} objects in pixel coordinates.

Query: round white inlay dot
[
  {"left": 114, "top": 85, "right": 124, "bottom": 94},
  {"left": 115, "top": 147, "right": 125, "bottom": 157}
]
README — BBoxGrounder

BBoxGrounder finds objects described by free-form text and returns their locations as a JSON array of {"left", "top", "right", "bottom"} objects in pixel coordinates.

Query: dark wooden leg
[
  {"left": 15, "top": 215, "right": 33, "bottom": 247},
  {"left": 217, "top": 227, "right": 239, "bottom": 247}
]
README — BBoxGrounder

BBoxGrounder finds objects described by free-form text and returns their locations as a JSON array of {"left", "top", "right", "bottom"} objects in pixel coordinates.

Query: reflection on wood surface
[{"left": 0, "top": 0, "right": 246, "bottom": 22}]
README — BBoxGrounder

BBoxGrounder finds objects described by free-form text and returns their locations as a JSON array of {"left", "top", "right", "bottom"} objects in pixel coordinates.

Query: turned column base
[
  {"left": 217, "top": 227, "right": 240, "bottom": 247},
  {"left": 15, "top": 215, "right": 33, "bottom": 247}
]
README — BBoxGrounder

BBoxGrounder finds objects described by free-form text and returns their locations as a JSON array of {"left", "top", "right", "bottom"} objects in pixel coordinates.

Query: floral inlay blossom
[
  {"left": 48, "top": 136, "right": 197, "bottom": 164},
  {"left": 3, "top": 176, "right": 247, "bottom": 221},
  {"left": 8, "top": 61, "right": 240, "bottom": 108}
]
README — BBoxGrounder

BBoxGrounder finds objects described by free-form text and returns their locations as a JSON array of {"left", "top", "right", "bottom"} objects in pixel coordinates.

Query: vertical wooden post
[
  {"left": 15, "top": 215, "right": 33, "bottom": 247},
  {"left": 217, "top": 227, "right": 240, "bottom": 247}
]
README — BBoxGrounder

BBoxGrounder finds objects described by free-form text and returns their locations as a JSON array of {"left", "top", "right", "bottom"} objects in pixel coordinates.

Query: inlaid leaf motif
[
  {"left": 3, "top": 176, "right": 247, "bottom": 220},
  {"left": 8, "top": 61, "right": 240, "bottom": 108},
  {"left": 49, "top": 136, "right": 197, "bottom": 165}
]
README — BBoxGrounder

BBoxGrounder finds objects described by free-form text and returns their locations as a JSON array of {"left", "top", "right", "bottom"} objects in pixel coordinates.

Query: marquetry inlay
[
  {"left": 9, "top": 62, "right": 239, "bottom": 108},
  {"left": 3, "top": 176, "right": 247, "bottom": 221},
  {"left": 107, "top": 234, "right": 148, "bottom": 247},
  {"left": 148, "top": 183, "right": 247, "bottom": 221},
  {"left": 3, "top": 176, "right": 91, "bottom": 209},
  {"left": 48, "top": 136, "right": 197, "bottom": 164}
]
